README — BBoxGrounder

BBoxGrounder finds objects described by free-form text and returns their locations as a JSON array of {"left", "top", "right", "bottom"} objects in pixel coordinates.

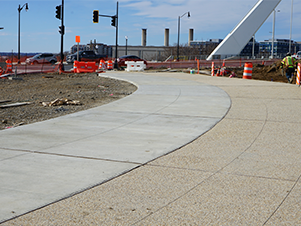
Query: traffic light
[
  {"left": 59, "top": 25, "right": 65, "bottom": 35},
  {"left": 55, "top": 5, "right": 61, "bottom": 20},
  {"left": 111, "top": 16, "right": 116, "bottom": 27},
  {"left": 93, "top": 10, "right": 99, "bottom": 23}
]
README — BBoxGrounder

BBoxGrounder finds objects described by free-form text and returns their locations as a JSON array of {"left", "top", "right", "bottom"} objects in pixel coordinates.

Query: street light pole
[
  {"left": 18, "top": 3, "right": 28, "bottom": 64},
  {"left": 125, "top": 36, "right": 128, "bottom": 55},
  {"left": 271, "top": 9, "right": 280, "bottom": 59},
  {"left": 177, "top": 11, "right": 190, "bottom": 61},
  {"left": 289, "top": 0, "right": 293, "bottom": 53},
  {"left": 271, "top": 9, "right": 275, "bottom": 59},
  {"left": 177, "top": 16, "right": 180, "bottom": 61}
]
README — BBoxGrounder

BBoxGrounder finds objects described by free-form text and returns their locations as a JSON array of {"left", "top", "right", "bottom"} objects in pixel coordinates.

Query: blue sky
[{"left": 1, "top": 0, "right": 300, "bottom": 53}]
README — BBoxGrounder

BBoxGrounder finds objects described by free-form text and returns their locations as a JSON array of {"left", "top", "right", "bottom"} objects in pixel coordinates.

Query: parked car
[
  {"left": 117, "top": 55, "right": 147, "bottom": 68},
  {"left": 66, "top": 51, "right": 108, "bottom": 63},
  {"left": 25, "top": 53, "right": 57, "bottom": 65}
]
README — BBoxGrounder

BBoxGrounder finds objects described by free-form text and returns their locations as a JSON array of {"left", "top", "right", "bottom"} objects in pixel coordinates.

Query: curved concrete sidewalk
[
  {"left": 0, "top": 72, "right": 230, "bottom": 223},
  {"left": 4, "top": 72, "right": 301, "bottom": 225}
]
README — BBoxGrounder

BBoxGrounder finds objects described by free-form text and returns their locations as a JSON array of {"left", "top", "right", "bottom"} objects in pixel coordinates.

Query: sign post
[{"left": 75, "top": 35, "right": 80, "bottom": 61}]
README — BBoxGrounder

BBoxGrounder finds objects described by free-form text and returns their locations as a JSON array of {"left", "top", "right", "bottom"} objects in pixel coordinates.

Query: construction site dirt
[
  {"left": 0, "top": 60, "right": 299, "bottom": 131},
  {"left": 0, "top": 72, "right": 137, "bottom": 130},
  {"left": 232, "top": 60, "right": 300, "bottom": 83}
]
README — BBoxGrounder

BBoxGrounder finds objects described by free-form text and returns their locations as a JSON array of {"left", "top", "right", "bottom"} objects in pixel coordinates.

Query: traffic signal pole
[
  {"left": 60, "top": 0, "right": 64, "bottom": 67},
  {"left": 55, "top": 0, "right": 64, "bottom": 70},
  {"left": 93, "top": 1, "right": 119, "bottom": 69},
  {"left": 114, "top": 2, "right": 118, "bottom": 69}
]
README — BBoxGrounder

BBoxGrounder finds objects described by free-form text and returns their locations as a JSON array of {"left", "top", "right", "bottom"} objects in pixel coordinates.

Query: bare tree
[{"left": 162, "top": 44, "right": 201, "bottom": 61}]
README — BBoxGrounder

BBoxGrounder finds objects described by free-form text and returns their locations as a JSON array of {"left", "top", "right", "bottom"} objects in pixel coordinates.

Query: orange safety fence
[
  {"left": 147, "top": 59, "right": 279, "bottom": 70},
  {"left": 0, "top": 63, "right": 59, "bottom": 76}
]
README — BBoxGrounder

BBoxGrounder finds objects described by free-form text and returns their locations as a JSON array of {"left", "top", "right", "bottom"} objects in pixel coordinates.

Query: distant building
[
  {"left": 259, "top": 39, "right": 299, "bottom": 59},
  {"left": 239, "top": 37, "right": 259, "bottom": 58},
  {"left": 190, "top": 38, "right": 260, "bottom": 59},
  {"left": 111, "top": 45, "right": 168, "bottom": 61},
  {"left": 70, "top": 41, "right": 112, "bottom": 57},
  {"left": 190, "top": 39, "right": 222, "bottom": 58},
  {"left": 70, "top": 44, "right": 90, "bottom": 54},
  {"left": 293, "top": 42, "right": 301, "bottom": 54},
  {"left": 69, "top": 35, "right": 301, "bottom": 61}
]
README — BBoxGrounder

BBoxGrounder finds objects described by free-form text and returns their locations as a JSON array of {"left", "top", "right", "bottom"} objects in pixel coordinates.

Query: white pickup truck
[{"left": 292, "top": 51, "right": 301, "bottom": 60}]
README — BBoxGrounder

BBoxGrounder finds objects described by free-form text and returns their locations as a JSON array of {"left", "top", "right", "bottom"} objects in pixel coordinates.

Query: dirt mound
[{"left": 233, "top": 60, "right": 301, "bottom": 83}]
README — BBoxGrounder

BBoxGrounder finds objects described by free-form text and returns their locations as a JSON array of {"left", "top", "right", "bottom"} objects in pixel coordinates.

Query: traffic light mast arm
[
  {"left": 92, "top": 10, "right": 118, "bottom": 23},
  {"left": 99, "top": 14, "right": 114, "bottom": 18}
]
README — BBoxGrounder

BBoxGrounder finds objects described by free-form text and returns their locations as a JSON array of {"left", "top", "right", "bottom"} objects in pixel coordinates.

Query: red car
[{"left": 117, "top": 55, "right": 147, "bottom": 68}]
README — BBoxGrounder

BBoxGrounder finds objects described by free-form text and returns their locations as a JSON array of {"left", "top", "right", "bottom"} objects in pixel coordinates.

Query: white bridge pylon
[{"left": 207, "top": 0, "right": 282, "bottom": 60}]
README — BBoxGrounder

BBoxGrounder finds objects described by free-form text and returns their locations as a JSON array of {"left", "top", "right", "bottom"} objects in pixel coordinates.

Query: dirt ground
[
  {"left": 230, "top": 60, "right": 301, "bottom": 83},
  {"left": 1, "top": 60, "right": 300, "bottom": 130},
  {"left": 0, "top": 72, "right": 137, "bottom": 130}
]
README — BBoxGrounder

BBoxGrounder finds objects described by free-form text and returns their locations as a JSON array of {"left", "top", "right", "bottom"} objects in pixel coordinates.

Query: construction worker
[{"left": 281, "top": 53, "right": 297, "bottom": 83}]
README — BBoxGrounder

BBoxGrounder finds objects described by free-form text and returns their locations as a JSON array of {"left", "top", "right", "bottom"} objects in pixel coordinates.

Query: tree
[{"left": 162, "top": 44, "right": 201, "bottom": 61}]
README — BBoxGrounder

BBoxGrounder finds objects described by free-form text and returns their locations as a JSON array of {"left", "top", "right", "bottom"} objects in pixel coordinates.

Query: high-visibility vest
[{"left": 282, "top": 56, "right": 295, "bottom": 68}]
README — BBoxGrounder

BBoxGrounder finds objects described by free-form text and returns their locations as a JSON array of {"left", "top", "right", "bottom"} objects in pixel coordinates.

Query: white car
[
  {"left": 25, "top": 53, "right": 57, "bottom": 65},
  {"left": 292, "top": 51, "right": 301, "bottom": 60}
]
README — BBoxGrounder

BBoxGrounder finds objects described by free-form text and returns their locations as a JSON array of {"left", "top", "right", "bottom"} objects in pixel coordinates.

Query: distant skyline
[{"left": 1, "top": 0, "right": 300, "bottom": 53}]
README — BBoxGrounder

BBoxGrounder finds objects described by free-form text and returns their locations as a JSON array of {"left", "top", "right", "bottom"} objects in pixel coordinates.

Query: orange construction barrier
[
  {"left": 107, "top": 60, "right": 113, "bottom": 70},
  {"left": 5, "top": 60, "right": 12, "bottom": 73},
  {"left": 296, "top": 63, "right": 300, "bottom": 86},
  {"left": 73, "top": 61, "right": 98, "bottom": 73},
  {"left": 243, "top": 62, "right": 253, "bottom": 79},
  {"left": 211, "top": 62, "right": 215, "bottom": 76}
]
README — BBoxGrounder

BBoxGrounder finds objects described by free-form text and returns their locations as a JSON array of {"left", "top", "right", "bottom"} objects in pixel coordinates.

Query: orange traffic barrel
[
  {"left": 107, "top": 60, "right": 113, "bottom": 70},
  {"left": 243, "top": 62, "right": 253, "bottom": 79},
  {"left": 296, "top": 63, "right": 301, "bottom": 86},
  {"left": 98, "top": 59, "right": 106, "bottom": 71},
  {"left": 5, "top": 60, "right": 12, "bottom": 73}
]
